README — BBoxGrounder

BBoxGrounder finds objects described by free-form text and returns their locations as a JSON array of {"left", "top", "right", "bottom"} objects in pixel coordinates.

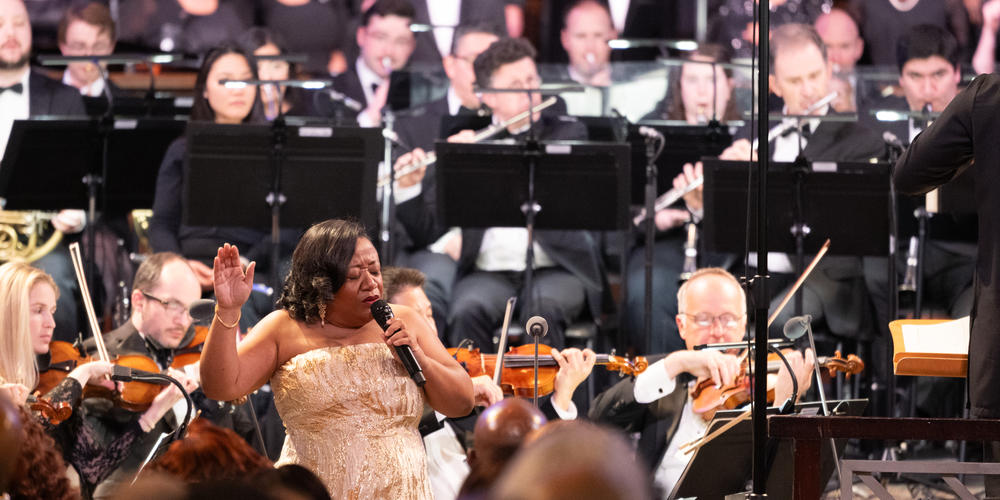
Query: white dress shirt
[
  {"left": 63, "top": 70, "right": 106, "bottom": 98},
  {"left": 608, "top": 0, "right": 630, "bottom": 33},
  {"left": 0, "top": 68, "right": 31, "bottom": 161},
  {"left": 423, "top": 399, "right": 577, "bottom": 500},
  {"left": 355, "top": 57, "right": 384, "bottom": 127},
  {"left": 476, "top": 227, "right": 557, "bottom": 271},
  {"left": 427, "top": 0, "right": 461, "bottom": 58},
  {"left": 632, "top": 359, "right": 708, "bottom": 499}
]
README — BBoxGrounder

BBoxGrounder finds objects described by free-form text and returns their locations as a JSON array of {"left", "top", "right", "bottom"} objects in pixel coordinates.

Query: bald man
[
  {"left": 459, "top": 398, "right": 548, "bottom": 497},
  {"left": 814, "top": 8, "right": 864, "bottom": 73}
]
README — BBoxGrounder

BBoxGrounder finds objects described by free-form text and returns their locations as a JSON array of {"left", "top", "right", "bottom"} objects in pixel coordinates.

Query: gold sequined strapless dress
[{"left": 271, "top": 342, "right": 432, "bottom": 499}]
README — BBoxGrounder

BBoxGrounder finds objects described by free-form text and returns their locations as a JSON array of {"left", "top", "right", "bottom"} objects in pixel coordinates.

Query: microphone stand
[
  {"left": 642, "top": 133, "right": 657, "bottom": 354},
  {"left": 267, "top": 102, "right": 288, "bottom": 294},
  {"left": 751, "top": 0, "right": 772, "bottom": 494},
  {"left": 791, "top": 116, "right": 811, "bottom": 317}
]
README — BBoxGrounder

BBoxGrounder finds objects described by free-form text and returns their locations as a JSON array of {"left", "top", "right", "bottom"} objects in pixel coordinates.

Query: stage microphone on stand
[
  {"left": 782, "top": 315, "right": 831, "bottom": 416},
  {"left": 525, "top": 316, "right": 548, "bottom": 407},
  {"left": 883, "top": 131, "right": 905, "bottom": 162},
  {"left": 371, "top": 300, "right": 426, "bottom": 386},
  {"left": 783, "top": 314, "right": 843, "bottom": 481}
]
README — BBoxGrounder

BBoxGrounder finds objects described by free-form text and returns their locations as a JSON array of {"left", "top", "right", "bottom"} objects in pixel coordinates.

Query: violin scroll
[{"left": 823, "top": 350, "right": 865, "bottom": 378}]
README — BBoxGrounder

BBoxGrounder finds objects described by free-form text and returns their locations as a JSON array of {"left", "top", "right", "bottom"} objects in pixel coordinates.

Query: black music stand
[
  {"left": 435, "top": 140, "right": 629, "bottom": 230},
  {"left": 184, "top": 122, "right": 382, "bottom": 287},
  {"left": 435, "top": 139, "right": 629, "bottom": 320},
  {"left": 701, "top": 159, "right": 890, "bottom": 257},
  {"left": 0, "top": 119, "right": 94, "bottom": 210},
  {"left": 102, "top": 118, "right": 186, "bottom": 213},
  {"left": 671, "top": 399, "right": 867, "bottom": 500}
]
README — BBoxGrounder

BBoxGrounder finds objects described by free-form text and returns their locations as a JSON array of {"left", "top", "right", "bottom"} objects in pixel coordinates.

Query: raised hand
[{"left": 213, "top": 243, "right": 255, "bottom": 310}]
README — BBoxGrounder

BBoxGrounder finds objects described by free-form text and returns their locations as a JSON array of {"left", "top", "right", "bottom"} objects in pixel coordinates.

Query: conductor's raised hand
[
  {"left": 383, "top": 317, "right": 425, "bottom": 359},
  {"left": 213, "top": 243, "right": 255, "bottom": 310}
]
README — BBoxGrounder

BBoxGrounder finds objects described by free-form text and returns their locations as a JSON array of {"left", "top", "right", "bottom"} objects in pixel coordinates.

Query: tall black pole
[{"left": 751, "top": 0, "right": 771, "bottom": 496}]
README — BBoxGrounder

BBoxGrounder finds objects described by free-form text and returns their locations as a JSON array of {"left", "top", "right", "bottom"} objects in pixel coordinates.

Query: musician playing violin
[
  {"left": 83, "top": 252, "right": 242, "bottom": 499},
  {"left": 0, "top": 261, "right": 188, "bottom": 494},
  {"left": 382, "top": 265, "right": 595, "bottom": 500},
  {"left": 590, "top": 268, "right": 814, "bottom": 497}
]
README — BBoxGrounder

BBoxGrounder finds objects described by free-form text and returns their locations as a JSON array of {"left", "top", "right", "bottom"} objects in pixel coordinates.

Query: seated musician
[
  {"left": 149, "top": 44, "right": 298, "bottom": 327},
  {"left": 56, "top": 2, "right": 120, "bottom": 112},
  {"left": 82, "top": 252, "right": 249, "bottom": 499},
  {"left": 0, "top": 262, "right": 189, "bottom": 494},
  {"left": 381, "top": 265, "right": 594, "bottom": 500},
  {"left": 1, "top": 0, "right": 88, "bottom": 344},
  {"left": 675, "top": 23, "right": 885, "bottom": 343},
  {"left": 590, "top": 267, "right": 814, "bottom": 497},
  {"left": 392, "top": 37, "right": 604, "bottom": 352},
  {"left": 626, "top": 44, "right": 742, "bottom": 355}
]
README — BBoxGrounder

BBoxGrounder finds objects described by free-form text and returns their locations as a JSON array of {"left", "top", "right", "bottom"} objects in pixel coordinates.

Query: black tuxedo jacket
[
  {"left": 895, "top": 73, "right": 1000, "bottom": 418},
  {"left": 325, "top": 65, "right": 367, "bottom": 122},
  {"left": 589, "top": 375, "right": 688, "bottom": 472},
  {"left": 396, "top": 114, "right": 605, "bottom": 316},
  {"left": 28, "top": 69, "right": 85, "bottom": 116}
]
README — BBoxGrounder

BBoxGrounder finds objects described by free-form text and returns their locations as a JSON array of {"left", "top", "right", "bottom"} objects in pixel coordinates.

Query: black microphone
[
  {"left": 188, "top": 298, "right": 216, "bottom": 324},
  {"left": 882, "top": 131, "right": 904, "bottom": 151},
  {"left": 371, "top": 300, "right": 426, "bottom": 386},
  {"left": 637, "top": 125, "right": 664, "bottom": 141}
]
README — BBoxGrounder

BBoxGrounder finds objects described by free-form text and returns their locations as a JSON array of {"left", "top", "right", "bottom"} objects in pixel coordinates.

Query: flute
[
  {"left": 750, "top": 90, "right": 838, "bottom": 151},
  {"left": 377, "top": 97, "right": 558, "bottom": 188},
  {"left": 632, "top": 177, "right": 704, "bottom": 226}
]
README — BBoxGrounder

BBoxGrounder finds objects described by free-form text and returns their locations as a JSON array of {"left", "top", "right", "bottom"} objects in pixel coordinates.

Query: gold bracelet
[{"left": 214, "top": 305, "right": 241, "bottom": 329}]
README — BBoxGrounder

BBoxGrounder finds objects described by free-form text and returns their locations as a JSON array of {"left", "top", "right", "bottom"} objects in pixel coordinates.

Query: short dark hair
[
  {"left": 58, "top": 2, "right": 115, "bottom": 45},
  {"left": 239, "top": 27, "right": 287, "bottom": 54},
  {"left": 896, "top": 24, "right": 960, "bottom": 72},
  {"left": 450, "top": 22, "right": 504, "bottom": 55},
  {"left": 190, "top": 44, "right": 265, "bottom": 123},
  {"left": 132, "top": 252, "right": 186, "bottom": 293},
  {"left": 474, "top": 38, "right": 537, "bottom": 89},
  {"left": 361, "top": 0, "right": 416, "bottom": 28},
  {"left": 769, "top": 23, "right": 827, "bottom": 73},
  {"left": 277, "top": 218, "right": 369, "bottom": 324},
  {"left": 561, "top": 0, "right": 612, "bottom": 31},
  {"left": 381, "top": 267, "right": 426, "bottom": 302}
]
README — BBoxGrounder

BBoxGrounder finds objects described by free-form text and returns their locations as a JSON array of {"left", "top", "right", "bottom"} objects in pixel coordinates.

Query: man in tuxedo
[
  {"left": 392, "top": 37, "right": 602, "bottom": 353},
  {"left": 56, "top": 2, "right": 118, "bottom": 110},
  {"left": 893, "top": 68, "right": 1000, "bottom": 497},
  {"left": 84, "top": 252, "right": 255, "bottom": 498},
  {"left": 560, "top": 0, "right": 615, "bottom": 87},
  {"left": 0, "top": 0, "right": 87, "bottom": 343},
  {"left": 676, "top": 23, "right": 884, "bottom": 343},
  {"left": 389, "top": 24, "right": 499, "bottom": 337},
  {"left": 330, "top": 0, "right": 415, "bottom": 127},
  {"left": 590, "top": 267, "right": 813, "bottom": 497},
  {"left": 542, "top": 0, "right": 690, "bottom": 62}
]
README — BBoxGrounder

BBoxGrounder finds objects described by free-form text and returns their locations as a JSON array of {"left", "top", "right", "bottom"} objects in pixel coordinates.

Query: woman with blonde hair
[{"left": 0, "top": 261, "right": 188, "bottom": 490}]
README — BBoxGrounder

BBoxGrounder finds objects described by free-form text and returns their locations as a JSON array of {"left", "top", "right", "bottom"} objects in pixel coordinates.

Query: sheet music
[{"left": 900, "top": 316, "right": 970, "bottom": 354}]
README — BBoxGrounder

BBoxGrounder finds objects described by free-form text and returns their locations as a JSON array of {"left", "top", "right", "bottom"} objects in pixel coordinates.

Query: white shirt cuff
[
  {"left": 550, "top": 398, "right": 578, "bottom": 420},
  {"left": 394, "top": 182, "right": 422, "bottom": 204},
  {"left": 357, "top": 110, "right": 377, "bottom": 128},
  {"left": 633, "top": 358, "right": 677, "bottom": 404}
]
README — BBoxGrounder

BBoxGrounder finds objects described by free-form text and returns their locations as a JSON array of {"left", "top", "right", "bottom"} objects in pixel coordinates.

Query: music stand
[
  {"left": 0, "top": 119, "right": 95, "bottom": 210},
  {"left": 184, "top": 122, "right": 382, "bottom": 286},
  {"left": 435, "top": 139, "right": 629, "bottom": 325},
  {"left": 102, "top": 118, "right": 186, "bottom": 213},
  {"left": 435, "top": 140, "right": 629, "bottom": 231},
  {"left": 702, "top": 159, "right": 890, "bottom": 257},
  {"left": 671, "top": 399, "right": 868, "bottom": 499}
]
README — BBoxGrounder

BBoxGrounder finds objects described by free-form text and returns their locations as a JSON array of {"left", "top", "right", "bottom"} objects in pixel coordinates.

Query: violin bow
[
  {"left": 766, "top": 238, "right": 831, "bottom": 328},
  {"left": 492, "top": 297, "right": 517, "bottom": 386},
  {"left": 679, "top": 409, "right": 751, "bottom": 455},
  {"left": 68, "top": 243, "right": 111, "bottom": 364}
]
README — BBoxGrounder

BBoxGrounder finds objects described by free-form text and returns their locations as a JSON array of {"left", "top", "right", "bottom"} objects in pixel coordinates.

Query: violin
[
  {"left": 448, "top": 344, "right": 647, "bottom": 398},
  {"left": 64, "top": 243, "right": 165, "bottom": 412},
  {"left": 689, "top": 350, "right": 865, "bottom": 415},
  {"left": 170, "top": 326, "right": 208, "bottom": 370},
  {"left": 27, "top": 394, "right": 72, "bottom": 426}
]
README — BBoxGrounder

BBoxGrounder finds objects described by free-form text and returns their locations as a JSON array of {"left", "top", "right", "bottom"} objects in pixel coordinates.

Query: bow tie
[
  {"left": 780, "top": 122, "right": 812, "bottom": 138},
  {"left": 0, "top": 82, "right": 23, "bottom": 94}
]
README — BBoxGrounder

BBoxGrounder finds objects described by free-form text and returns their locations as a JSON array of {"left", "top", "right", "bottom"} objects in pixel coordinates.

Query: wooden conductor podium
[{"left": 889, "top": 318, "right": 969, "bottom": 378}]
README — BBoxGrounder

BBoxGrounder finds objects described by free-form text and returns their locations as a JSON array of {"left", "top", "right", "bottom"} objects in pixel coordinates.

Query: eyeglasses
[
  {"left": 683, "top": 312, "right": 742, "bottom": 329},
  {"left": 141, "top": 292, "right": 191, "bottom": 318}
]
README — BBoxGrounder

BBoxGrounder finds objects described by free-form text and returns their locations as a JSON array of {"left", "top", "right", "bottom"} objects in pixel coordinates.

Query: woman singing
[{"left": 201, "top": 219, "right": 474, "bottom": 498}]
